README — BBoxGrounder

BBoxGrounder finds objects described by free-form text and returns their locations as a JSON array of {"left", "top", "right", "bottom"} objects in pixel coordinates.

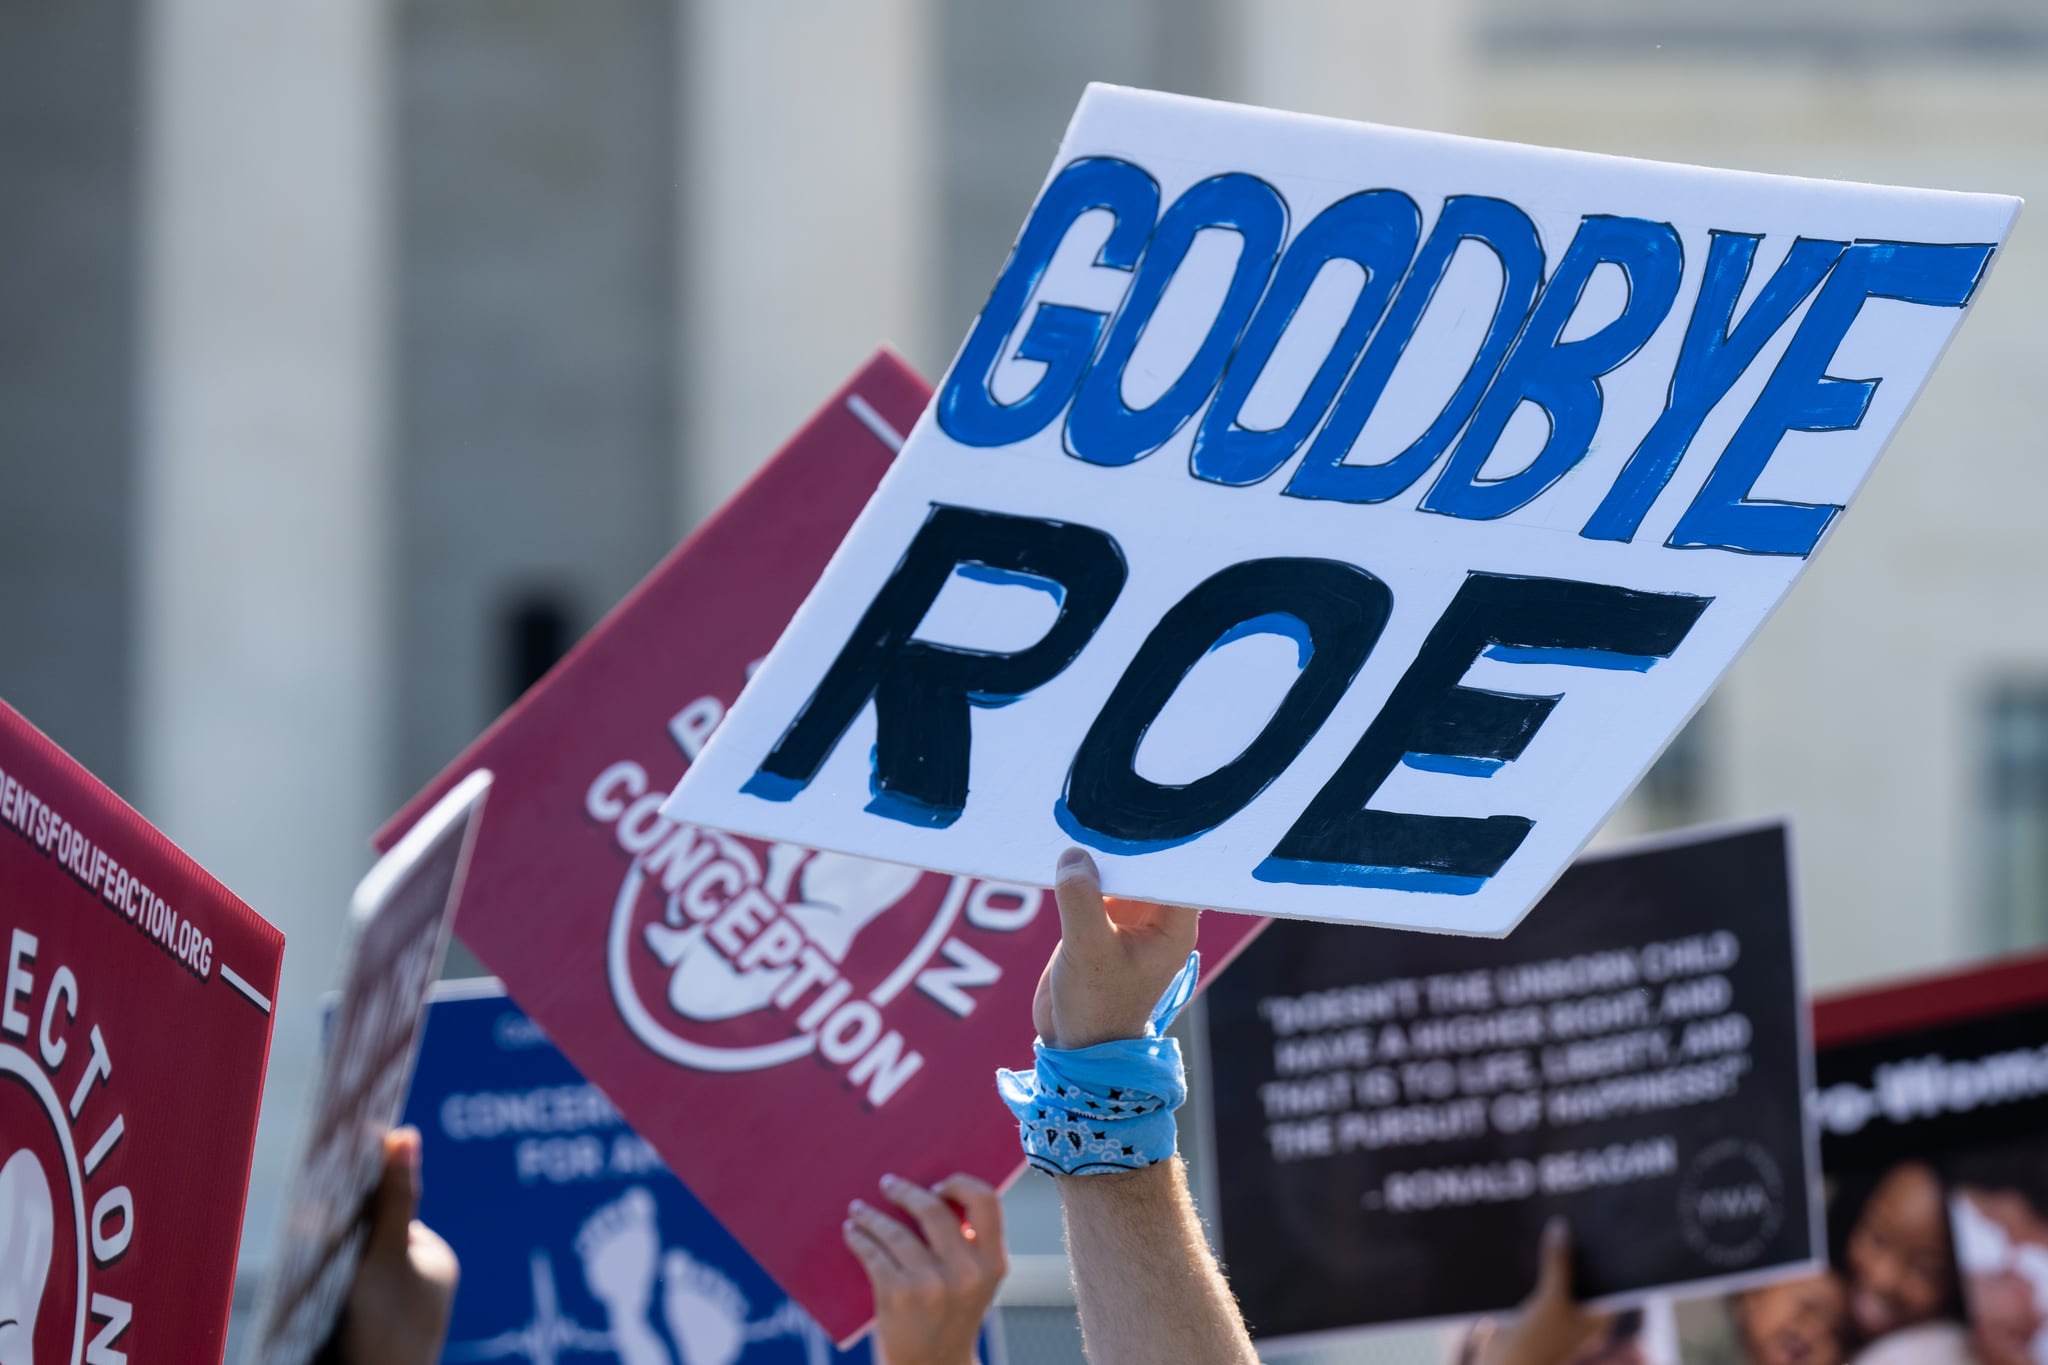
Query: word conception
[
  {"left": 595, "top": 692, "right": 1045, "bottom": 1107},
  {"left": 731, "top": 160, "right": 1997, "bottom": 900}
]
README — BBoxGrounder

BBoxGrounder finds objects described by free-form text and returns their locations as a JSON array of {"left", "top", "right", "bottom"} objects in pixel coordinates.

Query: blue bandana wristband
[{"left": 996, "top": 952, "right": 1200, "bottom": 1176}]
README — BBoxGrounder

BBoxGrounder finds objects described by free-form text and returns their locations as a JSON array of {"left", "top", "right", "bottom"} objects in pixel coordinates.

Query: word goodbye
[{"left": 942, "top": 156, "right": 1995, "bottom": 556}]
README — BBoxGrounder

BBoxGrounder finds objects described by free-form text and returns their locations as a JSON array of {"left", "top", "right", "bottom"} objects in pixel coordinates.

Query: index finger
[
  {"left": 1103, "top": 894, "right": 1199, "bottom": 946},
  {"left": 934, "top": 1174, "right": 1007, "bottom": 1269},
  {"left": 1529, "top": 1215, "right": 1574, "bottom": 1307},
  {"left": 367, "top": 1128, "right": 424, "bottom": 1261},
  {"left": 881, "top": 1176, "right": 976, "bottom": 1273}
]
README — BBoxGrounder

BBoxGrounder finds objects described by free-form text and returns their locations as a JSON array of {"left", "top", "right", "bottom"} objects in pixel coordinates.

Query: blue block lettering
[
  {"left": 1189, "top": 190, "right": 1422, "bottom": 486},
  {"left": 1283, "top": 196, "right": 1545, "bottom": 505},
  {"left": 1582, "top": 233, "right": 1846, "bottom": 543},
  {"left": 1669, "top": 238, "right": 1996, "bottom": 556},
  {"left": 1422, "top": 215, "right": 1683, "bottom": 521},
  {"left": 1065, "top": 173, "right": 1289, "bottom": 467},
  {"left": 938, "top": 157, "right": 1160, "bottom": 449}
]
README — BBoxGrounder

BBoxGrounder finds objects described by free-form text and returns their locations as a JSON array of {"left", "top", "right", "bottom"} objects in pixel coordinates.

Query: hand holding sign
[
  {"left": 1037, "top": 848, "right": 1200, "bottom": 1049},
  {"left": 327, "top": 1129, "right": 458, "bottom": 1365},
  {"left": 1466, "top": 1221, "right": 1608, "bottom": 1365},
  {"left": 841, "top": 1173, "right": 1006, "bottom": 1365}
]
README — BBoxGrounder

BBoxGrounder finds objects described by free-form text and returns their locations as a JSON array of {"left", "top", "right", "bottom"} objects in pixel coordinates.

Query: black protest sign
[{"left": 1204, "top": 822, "right": 1818, "bottom": 1342}]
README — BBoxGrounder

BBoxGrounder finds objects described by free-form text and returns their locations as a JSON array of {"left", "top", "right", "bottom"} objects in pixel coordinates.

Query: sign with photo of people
[{"left": 1672, "top": 947, "right": 2048, "bottom": 1365}]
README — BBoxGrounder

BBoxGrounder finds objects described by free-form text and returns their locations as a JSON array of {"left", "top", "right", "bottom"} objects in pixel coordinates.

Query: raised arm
[
  {"left": 1008, "top": 848, "right": 1258, "bottom": 1365},
  {"left": 1055, "top": 1156, "right": 1257, "bottom": 1365}
]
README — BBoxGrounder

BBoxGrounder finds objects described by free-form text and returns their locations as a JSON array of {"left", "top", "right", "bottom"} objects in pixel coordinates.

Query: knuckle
[{"left": 947, "top": 1173, "right": 992, "bottom": 1199}]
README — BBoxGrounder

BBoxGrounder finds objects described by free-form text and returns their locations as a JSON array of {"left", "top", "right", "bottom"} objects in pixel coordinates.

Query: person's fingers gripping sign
[{"left": 843, "top": 1172, "right": 1007, "bottom": 1365}]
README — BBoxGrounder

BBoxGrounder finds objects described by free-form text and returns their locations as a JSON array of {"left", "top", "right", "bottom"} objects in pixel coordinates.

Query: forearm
[{"left": 1057, "top": 1159, "right": 1259, "bottom": 1365}]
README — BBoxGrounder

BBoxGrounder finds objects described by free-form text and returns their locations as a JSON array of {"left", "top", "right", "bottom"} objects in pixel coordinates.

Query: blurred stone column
[
  {"left": 1219, "top": 0, "right": 1472, "bottom": 132},
  {"left": 138, "top": 0, "right": 390, "bottom": 1266},
  {"left": 677, "top": 0, "right": 939, "bottom": 524}
]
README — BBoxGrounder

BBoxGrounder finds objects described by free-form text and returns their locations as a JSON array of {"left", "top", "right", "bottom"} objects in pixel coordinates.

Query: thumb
[
  {"left": 367, "top": 1127, "right": 423, "bottom": 1260},
  {"left": 1530, "top": 1215, "right": 1575, "bottom": 1311},
  {"left": 1463, "top": 1320, "right": 1499, "bottom": 1365},
  {"left": 1052, "top": 848, "right": 1112, "bottom": 950}
]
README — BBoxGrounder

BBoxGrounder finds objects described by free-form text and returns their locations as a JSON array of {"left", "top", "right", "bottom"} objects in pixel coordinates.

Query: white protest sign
[
  {"left": 664, "top": 85, "right": 2019, "bottom": 936},
  {"left": 243, "top": 771, "right": 488, "bottom": 1365}
]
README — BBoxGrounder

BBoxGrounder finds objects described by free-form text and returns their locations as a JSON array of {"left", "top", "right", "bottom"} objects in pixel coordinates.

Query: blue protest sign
[{"left": 402, "top": 984, "right": 1003, "bottom": 1365}]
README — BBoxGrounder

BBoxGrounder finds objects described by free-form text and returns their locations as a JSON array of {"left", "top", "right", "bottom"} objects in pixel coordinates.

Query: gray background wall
[
  {"left": 395, "top": 0, "right": 681, "bottom": 798},
  {"left": 0, "top": 1, "right": 140, "bottom": 791}
]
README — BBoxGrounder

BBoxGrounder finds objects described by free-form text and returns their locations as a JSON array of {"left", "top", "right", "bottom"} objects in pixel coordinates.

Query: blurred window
[
  {"left": 502, "top": 590, "right": 577, "bottom": 709},
  {"left": 1986, "top": 684, "right": 2048, "bottom": 950},
  {"left": 1641, "top": 705, "right": 1714, "bottom": 829}
]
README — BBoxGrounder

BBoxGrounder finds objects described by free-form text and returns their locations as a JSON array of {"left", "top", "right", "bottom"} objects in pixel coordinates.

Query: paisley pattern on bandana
[{"left": 996, "top": 953, "right": 1199, "bottom": 1176}]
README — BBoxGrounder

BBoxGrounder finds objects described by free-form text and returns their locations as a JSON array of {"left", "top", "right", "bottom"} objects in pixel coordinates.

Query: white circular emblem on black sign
[{"left": 1677, "top": 1138, "right": 1784, "bottom": 1268}]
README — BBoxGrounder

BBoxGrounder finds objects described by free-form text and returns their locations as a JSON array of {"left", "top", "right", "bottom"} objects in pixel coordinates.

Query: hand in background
[
  {"left": 333, "top": 1127, "right": 460, "bottom": 1365},
  {"left": 1468, "top": 1219, "right": 1607, "bottom": 1365},
  {"left": 844, "top": 1172, "right": 1007, "bottom": 1365},
  {"left": 1034, "top": 847, "right": 1199, "bottom": 1049}
]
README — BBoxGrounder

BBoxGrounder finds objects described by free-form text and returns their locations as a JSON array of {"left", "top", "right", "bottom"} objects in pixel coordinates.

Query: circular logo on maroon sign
[
  {"left": 607, "top": 823, "right": 1037, "bottom": 1081},
  {"left": 0, "top": 1042, "right": 87, "bottom": 1365}
]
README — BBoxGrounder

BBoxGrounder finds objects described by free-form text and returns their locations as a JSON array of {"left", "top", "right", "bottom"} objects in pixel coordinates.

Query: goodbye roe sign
[{"left": 667, "top": 86, "right": 2020, "bottom": 934}]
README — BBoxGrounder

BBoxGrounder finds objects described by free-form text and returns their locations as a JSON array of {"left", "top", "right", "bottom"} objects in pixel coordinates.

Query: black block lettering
[
  {"left": 746, "top": 505, "right": 1126, "bottom": 827},
  {"left": 1064, "top": 558, "right": 1394, "bottom": 847},
  {"left": 1261, "top": 573, "right": 1710, "bottom": 891}
]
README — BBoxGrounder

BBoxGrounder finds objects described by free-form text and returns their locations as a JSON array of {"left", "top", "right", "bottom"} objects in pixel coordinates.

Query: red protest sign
[
  {"left": 1812, "top": 946, "right": 2048, "bottom": 1051},
  {"left": 379, "top": 351, "right": 1264, "bottom": 1342},
  {"left": 0, "top": 697, "right": 284, "bottom": 1364}
]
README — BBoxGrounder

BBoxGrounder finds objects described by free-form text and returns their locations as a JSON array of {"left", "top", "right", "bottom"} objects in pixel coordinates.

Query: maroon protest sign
[
  {"left": 379, "top": 351, "right": 1264, "bottom": 1342},
  {"left": 0, "top": 697, "right": 284, "bottom": 1364}
]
